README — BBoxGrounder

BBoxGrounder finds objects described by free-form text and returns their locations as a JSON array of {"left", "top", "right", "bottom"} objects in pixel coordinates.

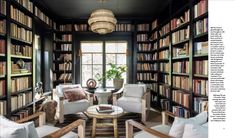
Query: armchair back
[{"left": 123, "top": 84, "right": 147, "bottom": 98}]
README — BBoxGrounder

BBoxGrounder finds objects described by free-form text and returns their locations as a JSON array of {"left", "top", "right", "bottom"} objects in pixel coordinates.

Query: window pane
[
  {"left": 93, "top": 65, "right": 103, "bottom": 78},
  {"left": 93, "top": 54, "right": 103, "bottom": 64},
  {"left": 82, "top": 54, "right": 92, "bottom": 64},
  {"left": 106, "top": 54, "right": 116, "bottom": 64},
  {"left": 81, "top": 42, "right": 103, "bottom": 53},
  {"left": 106, "top": 42, "right": 127, "bottom": 53},
  {"left": 117, "top": 54, "right": 126, "bottom": 65},
  {"left": 82, "top": 65, "right": 92, "bottom": 87}
]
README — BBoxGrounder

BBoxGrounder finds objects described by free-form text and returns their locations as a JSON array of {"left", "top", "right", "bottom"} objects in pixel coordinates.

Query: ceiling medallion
[{"left": 88, "top": 7, "right": 117, "bottom": 34}]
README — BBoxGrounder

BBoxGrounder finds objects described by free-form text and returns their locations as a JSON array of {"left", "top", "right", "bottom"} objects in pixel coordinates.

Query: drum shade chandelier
[{"left": 88, "top": 1, "right": 117, "bottom": 34}]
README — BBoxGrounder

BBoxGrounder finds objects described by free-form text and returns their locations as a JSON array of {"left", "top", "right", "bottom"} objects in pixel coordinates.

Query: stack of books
[{"left": 96, "top": 104, "right": 114, "bottom": 113}]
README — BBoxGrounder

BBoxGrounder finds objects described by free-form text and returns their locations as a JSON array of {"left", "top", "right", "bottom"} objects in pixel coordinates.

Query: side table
[{"left": 94, "top": 89, "right": 111, "bottom": 104}]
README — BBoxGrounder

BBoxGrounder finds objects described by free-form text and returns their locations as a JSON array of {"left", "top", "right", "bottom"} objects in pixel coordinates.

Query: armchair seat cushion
[
  {"left": 134, "top": 124, "right": 171, "bottom": 138},
  {"left": 117, "top": 97, "right": 142, "bottom": 113},
  {"left": 36, "top": 125, "right": 77, "bottom": 138},
  {"left": 64, "top": 99, "right": 90, "bottom": 115}
]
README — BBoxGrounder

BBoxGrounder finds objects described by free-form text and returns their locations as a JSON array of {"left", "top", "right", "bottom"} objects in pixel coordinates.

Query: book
[
  {"left": 173, "top": 43, "right": 189, "bottom": 58},
  {"left": 159, "top": 36, "right": 170, "bottom": 48},
  {"left": 195, "top": 18, "right": 208, "bottom": 35},
  {"left": 96, "top": 105, "right": 114, "bottom": 113},
  {"left": 115, "top": 24, "right": 133, "bottom": 32},
  {"left": 0, "top": 0, "right": 6, "bottom": 15},
  {"left": 137, "top": 34, "right": 148, "bottom": 41},
  {"left": 159, "top": 23, "right": 170, "bottom": 37},
  {"left": 10, "top": 23, "right": 32, "bottom": 43},
  {"left": 137, "top": 24, "right": 149, "bottom": 31},
  {"left": 173, "top": 61, "right": 189, "bottom": 74},
  {"left": 194, "top": 0, "right": 208, "bottom": 18},
  {"left": 15, "top": 0, "right": 33, "bottom": 13},
  {"left": 171, "top": 9, "right": 190, "bottom": 30},
  {"left": 34, "top": 6, "right": 52, "bottom": 26},
  {"left": 10, "top": 5, "right": 32, "bottom": 28},
  {"left": 0, "top": 19, "right": 6, "bottom": 34},
  {"left": 0, "top": 40, "right": 5, "bottom": 54},
  {"left": 0, "top": 100, "right": 6, "bottom": 115},
  {"left": 194, "top": 41, "right": 208, "bottom": 55},
  {"left": 172, "top": 26, "right": 190, "bottom": 44},
  {"left": 59, "top": 24, "right": 72, "bottom": 31},
  {"left": 11, "top": 77, "right": 31, "bottom": 93},
  {"left": 0, "top": 80, "right": 6, "bottom": 96},
  {"left": 151, "top": 19, "right": 158, "bottom": 30}
]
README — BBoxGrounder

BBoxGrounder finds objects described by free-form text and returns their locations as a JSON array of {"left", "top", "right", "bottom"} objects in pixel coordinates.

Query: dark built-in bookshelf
[
  {"left": 0, "top": 0, "right": 54, "bottom": 120},
  {"left": 135, "top": 0, "right": 208, "bottom": 118}
]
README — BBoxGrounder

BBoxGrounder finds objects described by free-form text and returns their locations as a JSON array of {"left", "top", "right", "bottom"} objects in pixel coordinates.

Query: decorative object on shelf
[
  {"left": 105, "top": 63, "right": 127, "bottom": 89},
  {"left": 16, "top": 59, "right": 29, "bottom": 73},
  {"left": 86, "top": 78, "right": 97, "bottom": 89},
  {"left": 88, "top": 0, "right": 117, "bottom": 34},
  {"left": 35, "top": 82, "right": 43, "bottom": 100}
]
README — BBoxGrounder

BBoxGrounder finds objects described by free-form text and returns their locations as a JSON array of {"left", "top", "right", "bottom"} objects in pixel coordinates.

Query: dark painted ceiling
[{"left": 40, "top": 0, "right": 170, "bottom": 19}]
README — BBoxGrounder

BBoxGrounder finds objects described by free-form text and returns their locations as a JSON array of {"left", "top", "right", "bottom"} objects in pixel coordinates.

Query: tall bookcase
[
  {"left": 136, "top": 0, "right": 208, "bottom": 118},
  {"left": 0, "top": 0, "right": 54, "bottom": 119},
  {"left": 53, "top": 23, "right": 73, "bottom": 88}
]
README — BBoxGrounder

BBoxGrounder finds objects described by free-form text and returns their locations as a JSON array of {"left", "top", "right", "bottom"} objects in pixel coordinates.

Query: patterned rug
[{"left": 55, "top": 113, "right": 142, "bottom": 138}]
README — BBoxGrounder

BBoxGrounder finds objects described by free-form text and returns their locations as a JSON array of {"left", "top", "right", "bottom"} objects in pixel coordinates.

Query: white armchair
[
  {"left": 112, "top": 84, "right": 150, "bottom": 123},
  {"left": 53, "top": 84, "right": 93, "bottom": 123}
]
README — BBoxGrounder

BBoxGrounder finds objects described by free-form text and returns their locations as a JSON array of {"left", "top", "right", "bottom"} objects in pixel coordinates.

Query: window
[{"left": 81, "top": 41, "right": 127, "bottom": 87}]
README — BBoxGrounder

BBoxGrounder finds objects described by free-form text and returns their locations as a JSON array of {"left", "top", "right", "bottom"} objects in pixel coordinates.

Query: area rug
[{"left": 55, "top": 113, "right": 142, "bottom": 138}]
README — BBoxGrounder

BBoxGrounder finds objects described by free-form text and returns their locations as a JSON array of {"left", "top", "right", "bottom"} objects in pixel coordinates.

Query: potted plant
[{"left": 105, "top": 63, "right": 127, "bottom": 89}]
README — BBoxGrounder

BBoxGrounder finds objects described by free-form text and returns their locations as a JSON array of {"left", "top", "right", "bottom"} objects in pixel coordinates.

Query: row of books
[
  {"left": 194, "top": 60, "right": 208, "bottom": 75},
  {"left": 145, "top": 83, "right": 157, "bottom": 92},
  {"left": 159, "top": 23, "right": 170, "bottom": 37},
  {"left": 172, "top": 90, "right": 190, "bottom": 108},
  {"left": 59, "top": 24, "right": 72, "bottom": 31},
  {"left": 173, "top": 61, "right": 189, "bottom": 74},
  {"left": 0, "top": 40, "right": 5, "bottom": 54},
  {"left": 11, "top": 77, "right": 31, "bottom": 93},
  {"left": 53, "top": 54, "right": 72, "bottom": 61},
  {"left": 172, "top": 26, "right": 190, "bottom": 44},
  {"left": 11, "top": 92, "right": 32, "bottom": 111},
  {"left": 171, "top": 9, "right": 190, "bottom": 30},
  {"left": 153, "top": 42, "right": 158, "bottom": 50},
  {"left": 173, "top": 76, "right": 189, "bottom": 90},
  {"left": 194, "top": 41, "right": 208, "bottom": 55},
  {"left": 173, "top": 43, "right": 189, "bottom": 58},
  {"left": 137, "top": 43, "right": 152, "bottom": 52},
  {"left": 159, "top": 74, "right": 170, "bottom": 84},
  {"left": 137, "top": 63, "right": 157, "bottom": 71},
  {"left": 11, "top": 44, "right": 32, "bottom": 57},
  {"left": 159, "top": 85, "right": 170, "bottom": 98},
  {"left": 115, "top": 24, "right": 133, "bottom": 31},
  {"left": 0, "top": 100, "right": 6, "bottom": 115},
  {"left": 172, "top": 106, "right": 190, "bottom": 118},
  {"left": 10, "top": 107, "right": 33, "bottom": 121},
  {"left": 0, "top": 62, "right": 5, "bottom": 75},
  {"left": 193, "top": 79, "right": 208, "bottom": 96},
  {"left": 11, "top": 61, "right": 31, "bottom": 74},
  {"left": 159, "top": 36, "right": 170, "bottom": 48},
  {"left": 137, "top": 34, "right": 148, "bottom": 42},
  {"left": 10, "top": 23, "right": 32, "bottom": 43},
  {"left": 0, "top": 80, "right": 5, "bottom": 96},
  {"left": 74, "top": 24, "right": 88, "bottom": 31},
  {"left": 194, "top": 0, "right": 208, "bottom": 18},
  {"left": 194, "top": 97, "right": 208, "bottom": 113},
  {"left": 61, "top": 34, "right": 72, "bottom": 42},
  {"left": 195, "top": 18, "right": 208, "bottom": 35},
  {"left": 0, "top": 0, "right": 6, "bottom": 15},
  {"left": 35, "top": 6, "right": 53, "bottom": 27},
  {"left": 160, "top": 63, "right": 169, "bottom": 72},
  {"left": 54, "top": 44, "right": 72, "bottom": 51},
  {"left": 58, "top": 62, "right": 72, "bottom": 70},
  {"left": 0, "top": 19, "right": 6, "bottom": 34},
  {"left": 58, "top": 73, "right": 72, "bottom": 81},
  {"left": 137, "top": 54, "right": 153, "bottom": 61},
  {"left": 151, "top": 19, "right": 158, "bottom": 30},
  {"left": 137, "top": 24, "right": 149, "bottom": 31},
  {"left": 150, "top": 31, "right": 157, "bottom": 40},
  {"left": 160, "top": 99, "right": 170, "bottom": 111},
  {"left": 10, "top": 5, "right": 32, "bottom": 28},
  {"left": 15, "top": 0, "right": 33, "bottom": 13},
  {"left": 159, "top": 50, "right": 169, "bottom": 59},
  {"left": 137, "top": 73, "right": 157, "bottom": 81}
]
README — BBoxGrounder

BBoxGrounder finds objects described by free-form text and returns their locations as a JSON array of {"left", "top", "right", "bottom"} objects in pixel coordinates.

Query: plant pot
[{"left": 113, "top": 78, "right": 124, "bottom": 90}]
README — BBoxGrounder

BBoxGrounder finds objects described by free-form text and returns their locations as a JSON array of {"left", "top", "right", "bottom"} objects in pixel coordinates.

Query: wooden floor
[{"left": 55, "top": 109, "right": 162, "bottom": 138}]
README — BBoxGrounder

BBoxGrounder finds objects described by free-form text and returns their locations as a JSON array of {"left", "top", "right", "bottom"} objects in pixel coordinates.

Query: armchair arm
[
  {"left": 53, "top": 89, "right": 65, "bottom": 123},
  {"left": 84, "top": 90, "right": 94, "bottom": 106},
  {"left": 126, "top": 119, "right": 171, "bottom": 138},
  {"left": 16, "top": 112, "right": 46, "bottom": 127},
  {"left": 112, "top": 87, "right": 124, "bottom": 105},
  {"left": 162, "top": 111, "right": 176, "bottom": 125},
  {"left": 43, "top": 119, "right": 85, "bottom": 138}
]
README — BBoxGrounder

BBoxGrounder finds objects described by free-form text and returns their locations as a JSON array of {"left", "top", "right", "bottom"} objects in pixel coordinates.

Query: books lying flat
[{"left": 96, "top": 105, "right": 114, "bottom": 113}]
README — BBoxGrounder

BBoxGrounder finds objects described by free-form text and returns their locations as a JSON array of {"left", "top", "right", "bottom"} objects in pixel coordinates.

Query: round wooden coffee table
[{"left": 86, "top": 105, "right": 124, "bottom": 138}]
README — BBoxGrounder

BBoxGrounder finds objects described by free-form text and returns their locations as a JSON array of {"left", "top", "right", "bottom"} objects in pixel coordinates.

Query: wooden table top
[{"left": 86, "top": 105, "right": 124, "bottom": 119}]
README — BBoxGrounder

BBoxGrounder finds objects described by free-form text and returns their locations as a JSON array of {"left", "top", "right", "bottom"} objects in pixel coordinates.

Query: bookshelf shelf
[
  {"left": 172, "top": 86, "right": 190, "bottom": 94},
  {"left": 159, "top": 32, "right": 170, "bottom": 39},
  {"left": 0, "top": 53, "right": 5, "bottom": 57},
  {"left": 172, "top": 56, "right": 189, "bottom": 60},
  {"left": 194, "top": 32, "right": 208, "bottom": 39},
  {"left": 158, "top": 46, "right": 169, "bottom": 51},
  {"left": 11, "top": 55, "right": 32, "bottom": 59},
  {"left": 193, "top": 54, "right": 208, "bottom": 58},
  {"left": 53, "top": 50, "right": 72, "bottom": 54},
  {"left": 137, "top": 70, "right": 158, "bottom": 73},
  {"left": 171, "top": 22, "right": 190, "bottom": 33},
  {"left": 193, "top": 93, "right": 208, "bottom": 98},
  {"left": 137, "top": 51, "right": 154, "bottom": 54},
  {"left": 171, "top": 101, "right": 191, "bottom": 111},
  {"left": 0, "top": 95, "right": 6, "bottom": 99},
  {"left": 158, "top": 59, "right": 169, "bottom": 62},
  {"left": 136, "top": 41, "right": 151, "bottom": 44},
  {"left": 33, "top": 16, "right": 52, "bottom": 30},
  {"left": 11, "top": 102, "right": 34, "bottom": 114},
  {"left": 194, "top": 74, "right": 208, "bottom": 78},
  {"left": 0, "top": 13, "right": 6, "bottom": 18},
  {"left": 10, "top": 0, "right": 33, "bottom": 16},
  {"left": 159, "top": 71, "right": 169, "bottom": 74},
  {"left": 137, "top": 60, "right": 157, "bottom": 63},
  {"left": 10, "top": 19, "right": 32, "bottom": 31},
  {"left": 53, "top": 70, "right": 72, "bottom": 73},
  {"left": 172, "top": 39, "right": 189, "bottom": 46},
  {"left": 0, "top": 32, "right": 6, "bottom": 37},
  {"left": 53, "top": 40, "right": 72, "bottom": 44},
  {"left": 194, "top": 12, "right": 208, "bottom": 22},
  {"left": 11, "top": 88, "right": 32, "bottom": 96},
  {"left": 11, "top": 37, "right": 32, "bottom": 45},
  {"left": 0, "top": 75, "right": 6, "bottom": 78},
  {"left": 172, "top": 72, "right": 189, "bottom": 76},
  {"left": 11, "top": 72, "right": 32, "bottom": 77}
]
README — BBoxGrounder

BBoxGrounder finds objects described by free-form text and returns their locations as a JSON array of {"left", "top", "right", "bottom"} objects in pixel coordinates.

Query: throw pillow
[
  {"left": 123, "top": 84, "right": 144, "bottom": 98},
  {"left": 182, "top": 123, "right": 208, "bottom": 138},
  {"left": 0, "top": 125, "right": 28, "bottom": 138},
  {"left": 169, "top": 111, "right": 208, "bottom": 138},
  {"left": 63, "top": 88, "right": 86, "bottom": 102}
]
